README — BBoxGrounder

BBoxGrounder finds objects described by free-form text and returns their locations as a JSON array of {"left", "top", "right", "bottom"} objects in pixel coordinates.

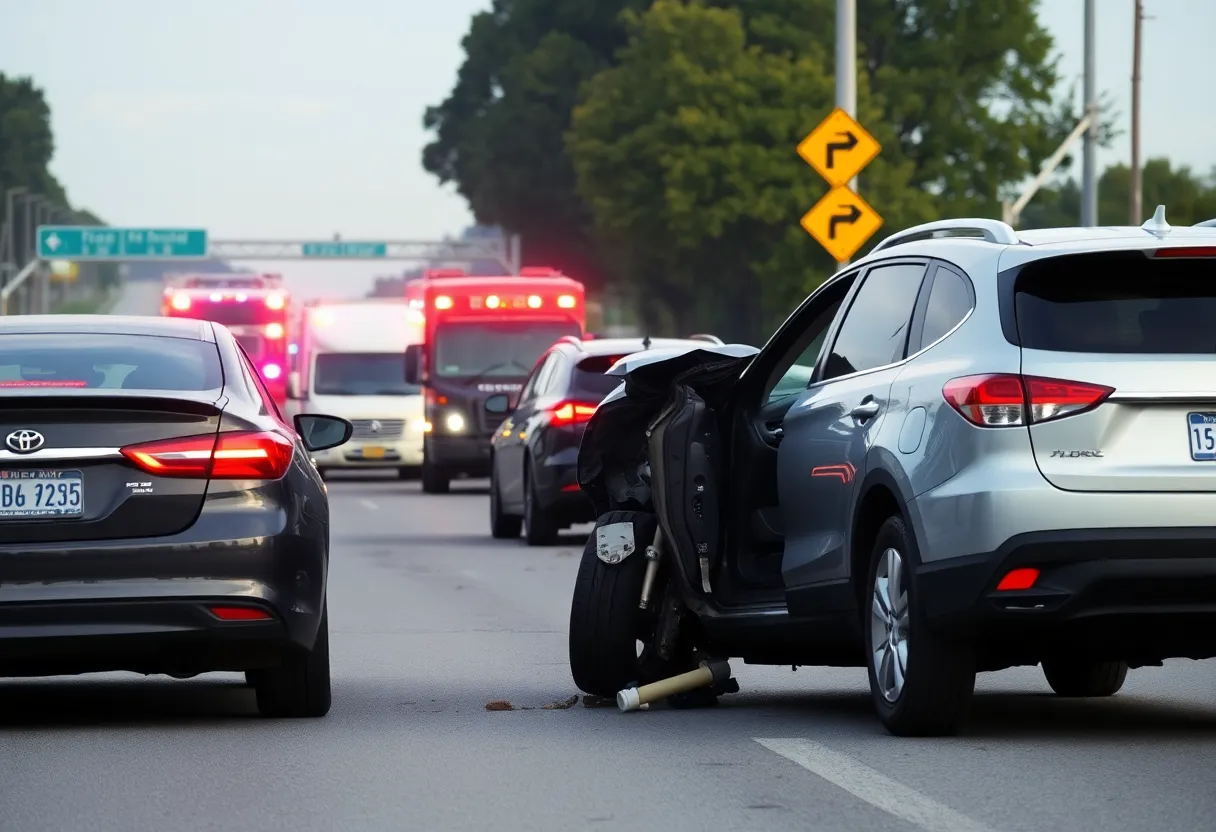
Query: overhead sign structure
[
  {"left": 37, "top": 226, "right": 208, "bottom": 261},
  {"left": 797, "top": 108, "right": 882, "bottom": 264},
  {"left": 302, "top": 242, "right": 389, "bottom": 258}
]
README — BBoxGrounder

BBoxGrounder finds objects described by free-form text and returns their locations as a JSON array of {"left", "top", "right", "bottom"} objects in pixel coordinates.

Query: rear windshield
[
  {"left": 0, "top": 334, "right": 223, "bottom": 391},
  {"left": 1015, "top": 256, "right": 1216, "bottom": 353},
  {"left": 571, "top": 355, "right": 626, "bottom": 399}
]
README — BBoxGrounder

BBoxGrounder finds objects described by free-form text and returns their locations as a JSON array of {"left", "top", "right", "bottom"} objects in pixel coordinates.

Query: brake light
[
  {"left": 121, "top": 430, "right": 294, "bottom": 479},
  {"left": 549, "top": 400, "right": 597, "bottom": 426},
  {"left": 942, "top": 374, "right": 1113, "bottom": 427},
  {"left": 209, "top": 606, "right": 273, "bottom": 621},
  {"left": 557, "top": 295, "right": 577, "bottom": 309},
  {"left": 1153, "top": 246, "right": 1216, "bottom": 258},
  {"left": 435, "top": 295, "right": 453, "bottom": 310},
  {"left": 171, "top": 293, "right": 191, "bottom": 311},
  {"left": 996, "top": 568, "right": 1039, "bottom": 591},
  {"left": 265, "top": 322, "right": 285, "bottom": 339}
]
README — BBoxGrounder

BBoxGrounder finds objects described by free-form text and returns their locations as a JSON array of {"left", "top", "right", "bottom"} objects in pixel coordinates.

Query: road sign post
[
  {"left": 797, "top": 108, "right": 882, "bottom": 266},
  {"left": 37, "top": 227, "right": 208, "bottom": 260}
]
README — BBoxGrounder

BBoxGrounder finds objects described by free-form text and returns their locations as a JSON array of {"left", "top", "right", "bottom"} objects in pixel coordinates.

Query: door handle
[{"left": 850, "top": 401, "right": 880, "bottom": 420}]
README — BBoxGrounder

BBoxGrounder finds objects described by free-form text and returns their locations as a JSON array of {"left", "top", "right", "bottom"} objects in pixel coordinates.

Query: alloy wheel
[{"left": 870, "top": 546, "right": 910, "bottom": 703}]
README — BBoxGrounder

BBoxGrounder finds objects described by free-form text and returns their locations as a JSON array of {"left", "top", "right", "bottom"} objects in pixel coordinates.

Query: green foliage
[
  {"left": 421, "top": 0, "right": 649, "bottom": 288},
  {"left": 0, "top": 74, "right": 67, "bottom": 221},
  {"left": 1022, "top": 160, "right": 1216, "bottom": 229}
]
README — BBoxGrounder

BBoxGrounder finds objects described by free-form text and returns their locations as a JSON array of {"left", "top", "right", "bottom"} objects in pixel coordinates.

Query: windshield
[
  {"left": 432, "top": 321, "right": 580, "bottom": 378},
  {"left": 314, "top": 353, "right": 422, "bottom": 396}
]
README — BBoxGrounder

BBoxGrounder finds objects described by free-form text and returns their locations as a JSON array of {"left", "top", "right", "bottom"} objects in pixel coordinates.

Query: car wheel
[
  {"left": 421, "top": 459, "right": 450, "bottom": 494},
  {"left": 522, "top": 461, "right": 558, "bottom": 546},
  {"left": 569, "top": 510, "right": 657, "bottom": 697},
  {"left": 251, "top": 603, "right": 332, "bottom": 718},
  {"left": 1041, "top": 658, "right": 1128, "bottom": 697},
  {"left": 489, "top": 458, "right": 522, "bottom": 539},
  {"left": 866, "top": 515, "right": 976, "bottom": 737}
]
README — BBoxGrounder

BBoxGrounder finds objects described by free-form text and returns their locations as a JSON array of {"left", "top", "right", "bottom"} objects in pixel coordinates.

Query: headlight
[
  {"left": 410, "top": 419, "right": 429, "bottom": 433},
  {"left": 445, "top": 412, "right": 466, "bottom": 433}
]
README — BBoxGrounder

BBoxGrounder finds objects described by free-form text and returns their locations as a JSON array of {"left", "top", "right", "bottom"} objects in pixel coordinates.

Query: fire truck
[
  {"left": 403, "top": 268, "right": 586, "bottom": 493},
  {"left": 161, "top": 273, "right": 291, "bottom": 406}
]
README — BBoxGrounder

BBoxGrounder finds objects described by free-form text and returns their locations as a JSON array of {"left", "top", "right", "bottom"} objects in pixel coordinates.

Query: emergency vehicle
[
  {"left": 161, "top": 273, "right": 291, "bottom": 406},
  {"left": 403, "top": 268, "right": 586, "bottom": 493}
]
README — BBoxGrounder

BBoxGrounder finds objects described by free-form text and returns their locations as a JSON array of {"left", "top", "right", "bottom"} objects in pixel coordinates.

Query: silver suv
[{"left": 568, "top": 207, "right": 1216, "bottom": 736}]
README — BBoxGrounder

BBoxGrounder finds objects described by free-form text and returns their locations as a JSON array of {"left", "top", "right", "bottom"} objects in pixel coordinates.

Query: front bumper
[
  {"left": 0, "top": 501, "right": 325, "bottom": 677},
  {"left": 916, "top": 528, "right": 1216, "bottom": 665}
]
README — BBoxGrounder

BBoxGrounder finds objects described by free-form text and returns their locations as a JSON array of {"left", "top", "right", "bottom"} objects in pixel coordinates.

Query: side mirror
[
  {"left": 484, "top": 393, "right": 511, "bottom": 414},
  {"left": 404, "top": 344, "right": 422, "bottom": 385},
  {"left": 294, "top": 414, "right": 353, "bottom": 452},
  {"left": 287, "top": 371, "right": 302, "bottom": 400}
]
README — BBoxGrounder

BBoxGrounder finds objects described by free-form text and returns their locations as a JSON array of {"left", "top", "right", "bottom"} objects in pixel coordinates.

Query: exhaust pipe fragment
[{"left": 616, "top": 659, "right": 732, "bottom": 712}]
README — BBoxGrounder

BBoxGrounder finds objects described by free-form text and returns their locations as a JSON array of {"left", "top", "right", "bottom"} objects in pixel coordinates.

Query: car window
[
  {"left": 535, "top": 352, "right": 567, "bottom": 397},
  {"left": 917, "top": 267, "right": 974, "bottom": 351},
  {"left": 763, "top": 275, "right": 857, "bottom": 403},
  {"left": 822, "top": 264, "right": 926, "bottom": 381},
  {"left": 571, "top": 354, "right": 627, "bottom": 401},
  {"left": 518, "top": 353, "right": 553, "bottom": 404},
  {"left": 0, "top": 334, "right": 222, "bottom": 391}
]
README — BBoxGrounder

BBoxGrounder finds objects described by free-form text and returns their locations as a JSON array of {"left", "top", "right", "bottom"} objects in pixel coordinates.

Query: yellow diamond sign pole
[{"left": 797, "top": 107, "right": 882, "bottom": 267}]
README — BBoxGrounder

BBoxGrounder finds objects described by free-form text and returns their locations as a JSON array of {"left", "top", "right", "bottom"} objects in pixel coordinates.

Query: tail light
[
  {"left": 548, "top": 400, "right": 598, "bottom": 427},
  {"left": 1152, "top": 246, "right": 1216, "bottom": 258},
  {"left": 121, "top": 430, "right": 294, "bottom": 479},
  {"left": 171, "top": 293, "right": 191, "bottom": 311},
  {"left": 265, "top": 322, "right": 285, "bottom": 339},
  {"left": 996, "top": 568, "right": 1040, "bottom": 591},
  {"left": 943, "top": 374, "right": 1113, "bottom": 427},
  {"left": 209, "top": 606, "right": 273, "bottom": 621}
]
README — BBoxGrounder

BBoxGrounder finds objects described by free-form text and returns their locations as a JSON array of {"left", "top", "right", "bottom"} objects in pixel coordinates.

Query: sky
[{"left": 1, "top": 0, "right": 1212, "bottom": 298}]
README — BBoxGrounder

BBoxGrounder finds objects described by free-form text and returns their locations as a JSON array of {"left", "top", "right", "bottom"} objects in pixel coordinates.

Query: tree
[
  {"left": 421, "top": 0, "right": 650, "bottom": 289},
  {"left": 568, "top": 0, "right": 934, "bottom": 341},
  {"left": 0, "top": 74, "right": 67, "bottom": 223}
]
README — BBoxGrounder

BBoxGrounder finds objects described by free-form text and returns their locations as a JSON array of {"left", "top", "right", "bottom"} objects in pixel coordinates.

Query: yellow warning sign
[
  {"left": 800, "top": 187, "right": 884, "bottom": 263},
  {"left": 797, "top": 108, "right": 881, "bottom": 188}
]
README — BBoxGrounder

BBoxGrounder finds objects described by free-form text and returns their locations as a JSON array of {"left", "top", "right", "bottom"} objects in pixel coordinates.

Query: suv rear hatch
[
  {"left": 0, "top": 332, "right": 226, "bottom": 543},
  {"left": 1013, "top": 247, "right": 1216, "bottom": 492}
]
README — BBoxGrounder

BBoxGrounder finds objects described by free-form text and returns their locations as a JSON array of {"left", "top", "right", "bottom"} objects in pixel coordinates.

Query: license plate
[
  {"left": 0, "top": 470, "right": 84, "bottom": 518},
  {"left": 361, "top": 446, "right": 385, "bottom": 459}
]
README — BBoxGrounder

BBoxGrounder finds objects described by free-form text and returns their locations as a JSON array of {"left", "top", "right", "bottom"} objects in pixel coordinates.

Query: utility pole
[
  {"left": 1081, "top": 0, "right": 1098, "bottom": 226},
  {"left": 1129, "top": 0, "right": 1144, "bottom": 224},
  {"left": 835, "top": 0, "right": 856, "bottom": 264}
]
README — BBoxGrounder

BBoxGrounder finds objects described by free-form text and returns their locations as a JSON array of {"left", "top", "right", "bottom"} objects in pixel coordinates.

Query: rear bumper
[
  {"left": 533, "top": 460, "right": 594, "bottom": 524},
  {"left": 0, "top": 500, "right": 326, "bottom": 677},
  {"left": 426, "top": 435, "right": 491, "bottom": 477},
  {"left": 916, "top": 528, "right": 1216, "bottom": 664}
]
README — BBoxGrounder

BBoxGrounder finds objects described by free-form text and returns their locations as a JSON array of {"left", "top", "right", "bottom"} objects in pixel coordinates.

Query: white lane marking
[
  {"left": 754, "top": 739, "right": 998, "bottom": 832},
  {"left": 360, "top": 499, "right": 378, "bottom": 510}
]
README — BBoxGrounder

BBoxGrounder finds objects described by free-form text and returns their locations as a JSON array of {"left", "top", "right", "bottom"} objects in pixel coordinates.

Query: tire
[
  {"left": 251, "top": 604, "right": 332, "bottom": 718},
  {"left": 489, "top": 458, "right": 522, "bottom": 539},
  {"left": 522, "top": 460, "right": 558, "bottom": 546},
  {"left": 569, "top": 510, "right": 658, "bottom": 697},
  {"left": 421, "top": 459, "right": 450, "bottom": 494},
  {"left": 865, "top": 515, "right": 976, "bottom": 737},
  {"left": 1042, "top": 658, "right": 1128, "bottom": 697}
]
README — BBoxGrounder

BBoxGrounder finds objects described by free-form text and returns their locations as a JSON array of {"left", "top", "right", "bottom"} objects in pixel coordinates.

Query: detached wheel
[
  {"left": 489, "top": 459, "right": 521, "bottom": 539},
  {"left": 251, "top": 604, "right": 332, "bottom": 718},
  {"left": 421, "top": 459, "right": 450, "bottom": 494},
  {"left": 569, "top": 510, "right": 656, "bottom": 697},
  {"left": 522, "top": 461, "right": 558, "bottom": 546},
  {"left": 1042, "top": 659, "right": 1128, "bottom": 697},
  {"left": 866, "top": 515, "right": 976, "bottom": 737}
]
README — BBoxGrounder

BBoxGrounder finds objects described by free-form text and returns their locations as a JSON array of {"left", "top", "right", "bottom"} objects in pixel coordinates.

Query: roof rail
[
  {"left": 687, "top": 333, "right": 724, "bottom": 345},
  {"left": 870, "top": 218, "right": 1020, "bottom": 254}
]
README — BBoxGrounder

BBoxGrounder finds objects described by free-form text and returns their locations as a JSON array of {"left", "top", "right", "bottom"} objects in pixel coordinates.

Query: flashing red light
[
  {"left": 549, "top": 400, "right": 598, "bottom": 427},
  {"left": 996, "top": 568, "right": 1040, "bottom": 591},
  {"left": 265, "top": 293, "right": 286, "bottom": 310},
  {"left": 1153, "top": 246, "right": 1216, "bottom": 258},
  {"left": 171, "top": 293, "right": 191, "bottom": 311},
  {"left": 265, "top": 322, "right": 285, "bottom": 339},
  {"left": 121, "top": 430, "right": 294, "bottom": 479},
  {"left": 262, "top": 363, "right": 283, "bottom": 380},
  {"left": 943, "top": 374, "right": 1113, "bottom": 427},
  {"left": 209, "top": 606, "right": 273, "bottom": 621}
]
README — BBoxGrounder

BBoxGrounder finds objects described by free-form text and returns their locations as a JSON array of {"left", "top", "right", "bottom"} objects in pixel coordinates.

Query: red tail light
[
  {"left": 1152, "top": 246, "right": 1216, "bottom": 258},
  {"left": 996, "top": 568, "right": 1040, "bottom": 591},
  {"left": 209, "top": 606, "right": 273, "bottom": 621},
  {"left": 121, "top": 430, "right": 294, "bottom": 479},
  {"left": 943, "top": 374, "right": 1113, "bottom": 427},
  {"left": 548, "top": 400, "right": 598, "bottom": 427}
]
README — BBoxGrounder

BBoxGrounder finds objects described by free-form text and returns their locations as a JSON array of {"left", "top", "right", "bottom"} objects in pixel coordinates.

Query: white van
[{"left": 285, "top": 299, "right": 425, "bottom": 479}]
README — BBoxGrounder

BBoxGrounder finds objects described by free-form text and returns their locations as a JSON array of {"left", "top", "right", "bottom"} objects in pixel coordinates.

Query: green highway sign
[
  {"left": 302, "top": 241, "right": 388, "bottom": 258},
  {"left": 37, "top": 226, "right": 208, "bottom": 260}
]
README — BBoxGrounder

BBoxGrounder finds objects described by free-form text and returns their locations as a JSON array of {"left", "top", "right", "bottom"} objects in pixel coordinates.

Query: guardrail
[{"left": 0, "top": 259, "right": 47, "bottom": 315}]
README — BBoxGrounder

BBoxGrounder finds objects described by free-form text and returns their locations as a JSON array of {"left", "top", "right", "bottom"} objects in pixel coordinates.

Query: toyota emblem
[
  {"left": 369, "top": 420, "right": 382, "bottom": 433},
  {"left": 5, "top": 429, "right": 45, "bottom": 454}
]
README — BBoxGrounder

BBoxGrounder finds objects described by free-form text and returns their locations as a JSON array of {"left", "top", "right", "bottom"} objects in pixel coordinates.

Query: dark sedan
[{"left": 0, "top": 315, "right": 352, "bottom": 718}]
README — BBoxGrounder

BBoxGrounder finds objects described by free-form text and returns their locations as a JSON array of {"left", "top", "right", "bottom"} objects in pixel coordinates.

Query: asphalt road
[{"left": 1, "top": 471, "right": 1214, "bottom": 832}]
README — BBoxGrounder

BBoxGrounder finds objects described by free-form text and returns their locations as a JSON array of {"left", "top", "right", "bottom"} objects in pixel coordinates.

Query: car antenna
[{"left": 642, "top": 333, "right": 651, "bottom": 350}]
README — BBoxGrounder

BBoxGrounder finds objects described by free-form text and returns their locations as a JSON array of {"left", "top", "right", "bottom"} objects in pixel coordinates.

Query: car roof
[
  {"left": 562, "top": 337, "right": 721, "bottom": 357},
  {"left": 0, "top": 314, "right": 215, "bottom": 341}
]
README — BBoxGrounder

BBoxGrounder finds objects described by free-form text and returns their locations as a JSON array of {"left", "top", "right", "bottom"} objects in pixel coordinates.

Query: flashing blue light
[{"left": 288, "top": 343, "right": 299, "bottom": 355}]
